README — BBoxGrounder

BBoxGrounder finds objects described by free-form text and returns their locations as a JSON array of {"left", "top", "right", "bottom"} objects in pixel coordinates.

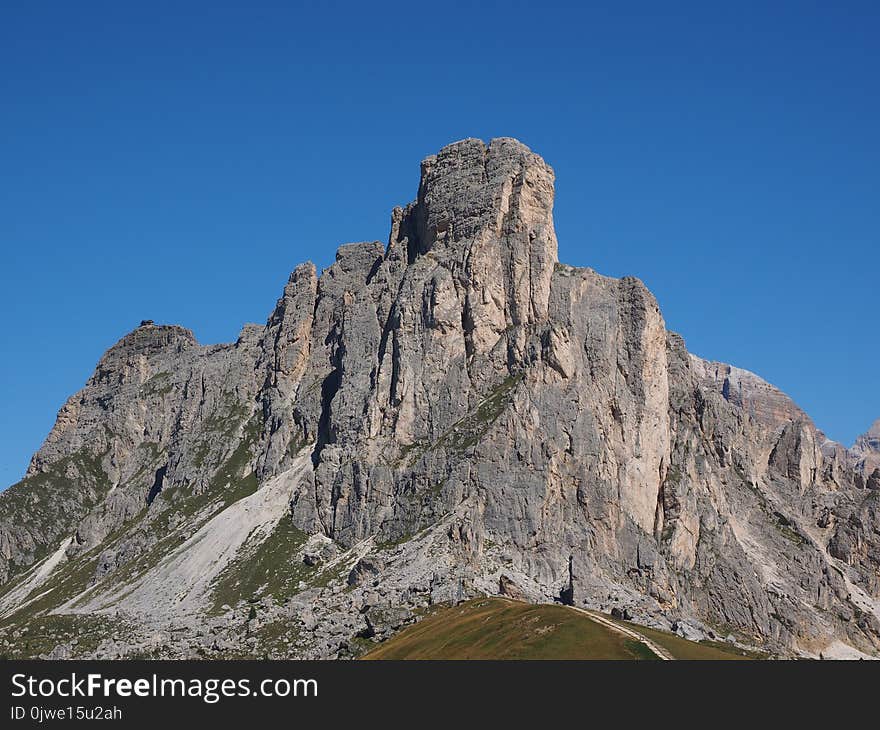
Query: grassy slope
[
  {"left": 604, "top": 616, "right": 765, "bottom": 660},
  {"left": 362, "top": 598, "right": 759, "bottom": 660},
  {"left": 363, "top": 598, "right": 655, "bottom": 660}
]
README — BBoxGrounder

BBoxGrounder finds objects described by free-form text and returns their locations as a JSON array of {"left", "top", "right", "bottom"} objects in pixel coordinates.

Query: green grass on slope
[
  {"left": 602, "top": 616, "right": 766, "bottom": 660},
  {"left": 0, "top": 614, "right": 125, "bottom": 659},
  {"left": 362, "top": 598, "right": 658, "bottom": 660},
  {"left": 0, "top": 447, "right": 112, "bottom": 581},
  {"left": 362, "top": 598, "right": 764, "bottom": 660},
  {"left": 209, "top": 518, "right": 313, "bottom": 614}
]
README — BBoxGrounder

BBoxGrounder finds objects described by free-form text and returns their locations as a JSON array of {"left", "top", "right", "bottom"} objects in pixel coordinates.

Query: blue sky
[{"left": 1, "top": 1, "right": 878, "bottom": 485}]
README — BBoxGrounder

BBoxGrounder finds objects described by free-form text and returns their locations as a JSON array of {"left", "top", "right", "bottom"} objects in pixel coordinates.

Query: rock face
[
  {"left": 853, "top": 419, "right": 880, "bottom": 478},
  {"left": 1, "top": 138, "right": 879, "bottom": 660}
]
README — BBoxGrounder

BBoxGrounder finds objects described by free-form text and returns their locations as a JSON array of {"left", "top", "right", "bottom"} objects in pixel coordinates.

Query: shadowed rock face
[{"left": 1, "top": 138, "right": 879, "bottom": 660}]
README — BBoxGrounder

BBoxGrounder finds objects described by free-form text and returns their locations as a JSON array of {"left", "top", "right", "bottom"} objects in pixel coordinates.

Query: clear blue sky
[{"left": 2, "top": 1, "right": 878, "bottom": 486}]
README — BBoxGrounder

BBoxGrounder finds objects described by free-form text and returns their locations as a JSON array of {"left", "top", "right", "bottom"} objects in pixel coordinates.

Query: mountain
[
  {"left": 1, "top": 138, "right": 878, "bottom": 660},
  {"left": 853, "top": 419, "right": 880, "bottom": 482}
]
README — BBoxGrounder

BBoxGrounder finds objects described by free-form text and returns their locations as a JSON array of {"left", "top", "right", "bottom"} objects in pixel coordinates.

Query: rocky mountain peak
[
  {"left": 853, "top": 418, "right": 880, "bottom": 476},
  {"left": 862, "top": 418, "right": 880, "bottom": 442},
  {"left": 853, "top": 418, "right": 880, "bottom": 454},
  {"left": 95, "top": 323, "right": 197, "bottom": 369},
  {"left": 689, "top": 355, "right": 809, "bottom": 430},
  {"left": 396, "top": 137, "right": 557, "bottom": 267},
  {"left": 2, "top": 138, "right": 879, "bottom": 661},
  {"left": 382, "top": 138, "right": 559, "bottom": 365}
]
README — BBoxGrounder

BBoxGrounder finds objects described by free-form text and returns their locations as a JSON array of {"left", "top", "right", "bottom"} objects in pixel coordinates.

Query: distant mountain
[
  {"left": 1, "top": 138, "right": 878, "bottom": 660},
  {"left": 853, "top": 419, "right": 880, "bottom": 482}
]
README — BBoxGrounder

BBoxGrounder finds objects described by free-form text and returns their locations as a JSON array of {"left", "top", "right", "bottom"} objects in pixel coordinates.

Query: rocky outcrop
[
  {"left": 853, "top": 419, "right": 880, "bottom": 478},
  {"left": 689, "top": 356, "right": 809, "bottom": 430},
  {"left": 1, "top": 138, "right": 878, "bottom": 660}
]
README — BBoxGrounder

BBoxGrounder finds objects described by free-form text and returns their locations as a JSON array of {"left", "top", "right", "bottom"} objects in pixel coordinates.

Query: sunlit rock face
[{"left": 853, "top": 419, "right": 880, "bottom": 477}]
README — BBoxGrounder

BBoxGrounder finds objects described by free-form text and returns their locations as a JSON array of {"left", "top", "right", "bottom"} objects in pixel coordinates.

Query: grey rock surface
[
  {"left": 853, "top": 418, "right": 880, "bottom": 478},
  {"left": 1, "top": 138, "right": 878, "bottom": 660}
]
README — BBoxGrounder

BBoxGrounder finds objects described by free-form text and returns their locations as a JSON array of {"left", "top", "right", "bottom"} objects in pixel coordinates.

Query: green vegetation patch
[
  {"left": 436, "top": 374, "right": 522, "bottom": 453},
  {"left": 395, "top": 374, "right": 524, "bottom": 468},
  {"left": 624, "top": 638, "right": 660, "bottom": 660},
  {"left": 140, "top": 371, "right": 174, "bottom": 397},
  {"left": 605, "top": 615, "right": 767, "bottom": 660},
  {"left": 249, "top": 620, "right": 301, "bottom": 659},
  {"left": 0, "top": 553, "right": 103, "bottom": 628},
  {"left": 191, "top": 395, "right": 255, "bottom": 468},
  {"left": 0, "top": 446, "right": 112, "bottom": 581},
  {"left": 0, "top": 613, "right": 125, "bottom": 659},
  {"left": 307, "top": 558, "right": 350, "bottom": 590},
  {"left": 202, "top": 397, "right": 251, "bottom": 441},
  {"left": 155, "top": 412, "right": 263, "bottom": 525},
  {"left": 769, "top": 510, "right": 805, "bottom": 545},
  {"left": 209, "top": 518, "right": 312, "bottom": 614}
]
